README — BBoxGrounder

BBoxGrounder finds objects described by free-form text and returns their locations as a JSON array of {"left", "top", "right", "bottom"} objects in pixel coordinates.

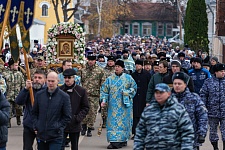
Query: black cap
[
  {"left": 178, "top": 52, "right": 185, "bottom": 58},
  {"left": 116, "top": 51, "right": 122, "bottom": 55},
  {"left": 122, "top": 49, "right": 129, "bottom": 54},
  {"left": 5, "top": 43, "right": 9, "bottom": 46},
  {"left": 115, "top": 60, "right": 125, "bottom": 68},
  {"left": 144, "top": 60, "right": 151, "bottom": 65},
  {"left": 135, "top": 59, "right": 143, "bottom": 66},
  {"left": 98, "top": 54, "right": 105, "bottom": 59},
  {"left": 157, "top": 52, "right": 166, "bottom": 59},
  {"left": 194, "top": 57, "right": 202, "bottom": 65},
  {"left": 202, "top": 63, "right": 210, "bottom": 67},
  {"left": 214, "top": 63, "right": 225, "bottom": 72},
  {"left": 87, "top": 52, "right": 96, "bottom": 60},
  {"left": 172, "top": 72, "right": 190, "bottom": 84},
  {"left": 153, "top": 60, "right": 160, "bottom": 66},
  {"left": 8, "top": 58, "right": 15, "bottom": 66},
  {"left": 107, "top": 56, "right": 116, "bottom": 62},
  {"left": 63, "top": 68, "right": 76, "bottom": 76}
]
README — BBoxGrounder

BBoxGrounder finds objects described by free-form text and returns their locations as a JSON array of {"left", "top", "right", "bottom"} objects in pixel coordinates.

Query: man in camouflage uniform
[
  {"left": 200, "top": 63, "right": 225, "bottom": 150},
  {"left": 134, "top": 83, "right": 194, "bottom": 149},
  {"left": 81, "top": 54, "right": 106, "bottom": 137},
  {"left": 30, "top": 56, "right": 48, "bottom": 79},
  {"left": 101, "top": 56, "right": 116, "bottom": 128},
  {"left": 2, "top": 58, "right": 25, "bottom": 127},
  {"left": 172, "top": 72, "right": 208, "bottom": 150}
]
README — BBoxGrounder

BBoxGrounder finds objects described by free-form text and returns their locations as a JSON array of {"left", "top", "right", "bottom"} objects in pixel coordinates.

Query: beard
[
  {"left": 33, "top": 83, "right": 42, "bottom": 90},
  {"left": 123, "top": 55, "right": 128, "bottom": 59}
]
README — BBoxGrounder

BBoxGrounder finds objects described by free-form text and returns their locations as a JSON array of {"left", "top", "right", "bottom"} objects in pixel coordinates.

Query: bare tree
[{"left": 52, "top": 0, "right": 81, "bottom": 23}]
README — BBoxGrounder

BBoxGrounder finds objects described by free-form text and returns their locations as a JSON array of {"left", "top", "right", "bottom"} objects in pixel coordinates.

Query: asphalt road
[{"left": 7, "top": 114, "right": 223, "bottom": 150}]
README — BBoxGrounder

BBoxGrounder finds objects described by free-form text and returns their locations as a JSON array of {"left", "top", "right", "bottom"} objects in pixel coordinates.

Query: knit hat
[
  {"left": 171, "top": 60, "right": 181, "bottom": 68},
  {"left": 211, "top": 56, "right": 218, "bottom": 63},
  {"left": 115, "top": 60, "right": 125, "bottom": 68},
  {"left": 172, "top": 72, "right": 190, "bottom": 84},
  {"left": 135, "top": 59, "right": 143, "bottom": 66}
]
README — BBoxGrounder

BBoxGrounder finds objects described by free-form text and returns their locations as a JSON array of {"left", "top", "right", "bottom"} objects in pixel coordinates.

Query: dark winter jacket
[
  {"left": 0, "top": 91, "right": 10, "bottom": 148},
  {"left": 146, "top": 72, "right": 168, "bottom": 103},
  {"left": 131, "top": 69, "right": 151, "bottom": 117},
  {"left": 32, "top": 87, "right": 71, "bottom": 142},
  {"left": 60, "top": 83, "right": 89, "bottom": 133},
  {"left": 172, "top": 88, "right": 208, "bottom": 147},
  {"left": 188, "top": 67, "right": 211, "bottom": 94},
  {"left": 163, "top": 70, "right": 195, "bottom": 92},
  {"left": 134, "top": 96, "right": 194, "bottom": 150},
  {"left": 15, "top": 86, "right": 46, "bottom": 129},
  {"left": 200, "top": 75, "right": 225, "bottom": 118}
]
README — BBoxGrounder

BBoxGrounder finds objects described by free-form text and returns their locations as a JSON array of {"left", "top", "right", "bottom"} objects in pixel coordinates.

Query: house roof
[
  {"left": 126, "top": 2, "right": 177, "bottom": 22},
  {"left": 33, "top": 18, "right": 46, "bottom": 25}
]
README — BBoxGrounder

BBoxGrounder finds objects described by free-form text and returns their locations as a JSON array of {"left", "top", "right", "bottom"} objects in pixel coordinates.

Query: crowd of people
[{"left": 0, "top": 34, "right": 224, "bottom": 150}]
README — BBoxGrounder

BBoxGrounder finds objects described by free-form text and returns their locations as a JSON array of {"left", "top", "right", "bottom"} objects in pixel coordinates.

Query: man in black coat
[
  {"left": 32, "top": 72, "right": 71, "bottom": 150},
  {"left": 16, "top": 69, "right": 46, "bottom": 150},
  {"left": 60, "top": 69, "right": 89, "bottom": 150},
  {"left": 0, "top": 91, "right": 10, "bottom": 149},
  {"left": 131, "top": 59, "right": 151, "bottom": 139},
  {"left": 163, "top": 60, "right": 194, "bottom": 92}
]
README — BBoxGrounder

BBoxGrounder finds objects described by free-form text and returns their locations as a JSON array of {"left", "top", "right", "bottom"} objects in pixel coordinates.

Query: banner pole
[{"left": 0, "top": 0, "right": 11, "bottom": 52}]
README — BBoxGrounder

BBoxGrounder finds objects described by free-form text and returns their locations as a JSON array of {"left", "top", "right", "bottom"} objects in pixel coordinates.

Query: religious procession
[{"left": 0, "top": 0, "right": 225, "bottom": 150}]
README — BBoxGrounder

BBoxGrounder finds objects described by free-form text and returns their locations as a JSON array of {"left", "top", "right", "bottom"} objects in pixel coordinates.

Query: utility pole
[{"left": 177, "top": 0, "right": 182, "bottom": 40}]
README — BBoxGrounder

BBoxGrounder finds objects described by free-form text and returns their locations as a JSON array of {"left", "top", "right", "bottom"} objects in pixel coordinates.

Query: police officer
[
  {"left": 172, "top": 72, "right": 208, "bottom": 150},
  {"left": 200, "top": 63, "right": 225, "bottom": 150}
]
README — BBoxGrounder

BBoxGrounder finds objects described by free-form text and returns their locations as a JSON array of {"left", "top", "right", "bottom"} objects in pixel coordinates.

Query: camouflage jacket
[
  {"left": 172, "top": 88, "right": 208, "bottom": 146},
  {"left": 134, "top": 96, "right": 194, "bottom": 150},
  {"left": 3, "top": 70, "right": 25, "bottom": 101},
  {"left": 200, "top": 75, "right": 225, "bottom": 118},
  {"left": 81, "top": 63, "right": 106, "bottom": 97},
  {"left": 104, "top": 66, "right": 115, "bottom": 78}
]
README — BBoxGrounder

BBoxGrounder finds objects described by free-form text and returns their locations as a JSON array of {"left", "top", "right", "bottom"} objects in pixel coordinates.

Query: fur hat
[
  {"left": 214, "top": 63, "right": 225, "bottom": 72},
  {"left": 172, "top": 72, "right": 190, "bottom": 84},
  {"left": 135, "top": 59, "right": 143, "bottom": 66},
  {"left": 115, "top": 60, "right": 125, "bottom": 68}
]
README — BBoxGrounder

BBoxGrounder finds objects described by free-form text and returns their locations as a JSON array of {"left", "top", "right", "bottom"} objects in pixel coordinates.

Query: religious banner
[
  {"left": 46, "top": 22, "right": 86, "bottom": 64},
  {"left": 9, "top": 0, "right": 21, "bottom": 29},
  {"left": 0, "top": 0, "right": 8, "bottom": 24},
  {"left": 23, "top": 0, "right": 35, "bottom": 31},
  {"left": 18, "top": 1, "right": 30, "bottom": 53},
  {"left": 9, "top": 28, "right": 20, "bottom": 62}
]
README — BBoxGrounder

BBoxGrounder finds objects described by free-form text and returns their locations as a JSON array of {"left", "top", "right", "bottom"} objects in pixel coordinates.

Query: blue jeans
[
  {"left": 0, "top": 147, "right": 6, "bottom": 150},
  {"left": 37, "top": 138, "right": 63, "bottom": 150}
]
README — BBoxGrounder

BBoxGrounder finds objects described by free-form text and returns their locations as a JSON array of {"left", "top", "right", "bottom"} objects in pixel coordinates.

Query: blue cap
[{"left": 155, "top": 83, "right": 171, "bottom": 92}]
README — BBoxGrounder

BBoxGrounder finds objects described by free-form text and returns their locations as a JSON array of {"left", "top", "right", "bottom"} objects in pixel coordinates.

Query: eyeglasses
[{"left": 64, "top": 76, "right": 72, "bottom": 79}]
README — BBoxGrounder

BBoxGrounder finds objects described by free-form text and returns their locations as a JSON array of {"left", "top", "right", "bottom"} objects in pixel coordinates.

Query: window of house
[
  {"left": 39, "top": 2, "right": 50, "bottom": 17},
  {"left": 166, "top": 23, "right": 173, "bottom": 36},
  {"left": 133, "top": 23, "right": 139, "bottom": 35},
  {"left": 124, "top": 25, "right": 129, "bottom": 34},
  {"left": 157, "top": 22, "right": 164, "bottom": 36},
  {"left": 142, "top": 23, "right": 152, "bottom": 36},
  {"left": 42, "top": 4, "right": 48, "bottom": 16}
]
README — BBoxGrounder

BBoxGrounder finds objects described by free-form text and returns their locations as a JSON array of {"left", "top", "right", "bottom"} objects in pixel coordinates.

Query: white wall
[{"left": 29, "top": 24, "right": 45, "bottom": 48}]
